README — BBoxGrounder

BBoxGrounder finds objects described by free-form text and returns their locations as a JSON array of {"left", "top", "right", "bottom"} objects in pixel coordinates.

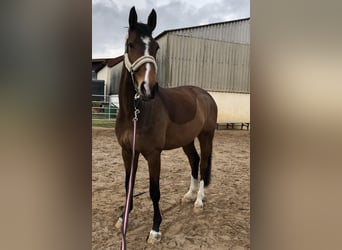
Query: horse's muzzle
[{"left": 139, "top": 81, "right": 158, "bottom": 100}]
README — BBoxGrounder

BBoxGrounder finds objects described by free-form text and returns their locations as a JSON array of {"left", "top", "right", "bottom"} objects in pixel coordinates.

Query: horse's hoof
[
  {"left": 115, "top": 217, "right": 123, "bottom": 230},
  {"left": 193, "top": 206, "right": 203, "bottom": 214},
  {"left": 194, "top": 199, "right": 204, "bottom": 213},
  {"left": 182, "top": 192, "right": 197, "bottom": 203},
  {"left": 181, "top": 196, "right": 192, "bottom": 204},
  {"left": 147, "top": 230, "right": 161, "bottom": 244},
  {"left": 194, "top": 199, "right": 204, "bottom": 208}
]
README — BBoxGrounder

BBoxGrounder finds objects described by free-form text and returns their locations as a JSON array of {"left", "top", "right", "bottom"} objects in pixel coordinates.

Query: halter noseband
[{"left": 124, "top": 53, "right": 158, "bottom": 73}]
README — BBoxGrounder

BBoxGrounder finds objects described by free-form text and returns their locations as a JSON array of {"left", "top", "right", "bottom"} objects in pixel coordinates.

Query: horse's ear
[
  {"left": 147, "top": 9, "right": 157, "bottom": 32},
  {"left": 129, "top": 6, "right": 137, "bottom": 29}
]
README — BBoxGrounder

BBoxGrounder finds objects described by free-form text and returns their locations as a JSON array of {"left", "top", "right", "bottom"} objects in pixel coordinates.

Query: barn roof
[
  {"left": 92, "top": 59, "right": 108, "bottom": 72},
  {"left": 107, "top": 55, "right": 123, "bottom": 68},
  {"left": 92, "top": 55, "right": 124, "bottom": 72},
  {"left": 154, "top": 17, "right": 250, "bottom": 40}
]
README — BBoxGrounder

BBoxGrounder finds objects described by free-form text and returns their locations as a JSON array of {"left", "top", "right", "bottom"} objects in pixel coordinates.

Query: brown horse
[{"left": 115, "top": 6, "right": 218, "bottom": 244}]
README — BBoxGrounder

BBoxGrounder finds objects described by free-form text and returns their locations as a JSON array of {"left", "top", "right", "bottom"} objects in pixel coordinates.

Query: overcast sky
[{"left": 92, "top": 0, "right": 250, "bottom": 59}]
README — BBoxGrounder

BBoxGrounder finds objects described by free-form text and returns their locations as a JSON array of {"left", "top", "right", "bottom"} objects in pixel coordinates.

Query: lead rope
[{"left": 121, "top": 93, "right": 140, "bottom": 250}]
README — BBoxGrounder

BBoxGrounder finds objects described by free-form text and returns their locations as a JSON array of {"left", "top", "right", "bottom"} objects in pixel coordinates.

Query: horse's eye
[{"left": 127, "top": 42, "right": 134, "bottom": 48}]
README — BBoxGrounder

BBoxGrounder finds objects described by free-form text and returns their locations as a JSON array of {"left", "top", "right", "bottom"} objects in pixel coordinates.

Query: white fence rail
[{"left": 92, "top": 94, "right": 119, "bottom": 120}]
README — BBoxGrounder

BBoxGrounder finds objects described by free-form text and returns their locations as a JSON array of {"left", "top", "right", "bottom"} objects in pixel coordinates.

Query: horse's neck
[{"left": 118, "top": 69, "right": 136, "bottom": 119}]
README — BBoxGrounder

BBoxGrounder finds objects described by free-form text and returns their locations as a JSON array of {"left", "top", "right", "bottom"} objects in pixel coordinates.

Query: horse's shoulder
[{"left": 157, "top": 86, "right": 198, "bottom": 124}]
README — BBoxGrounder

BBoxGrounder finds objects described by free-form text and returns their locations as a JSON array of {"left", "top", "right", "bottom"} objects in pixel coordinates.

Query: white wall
[
  {"left": 209, "top": 92, "right": 250, "bottom": 123},
  {"left": 96, "top": 66, "right": 111, "bottom": 96}
]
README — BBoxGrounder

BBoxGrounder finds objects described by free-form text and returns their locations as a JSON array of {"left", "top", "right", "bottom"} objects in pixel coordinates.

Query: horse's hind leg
[
  {"left": 182, "top": 141, "right": 200, "bottom": 203},
  {"left": 195, "top": 131, "right": 214, "bottom": 208}
]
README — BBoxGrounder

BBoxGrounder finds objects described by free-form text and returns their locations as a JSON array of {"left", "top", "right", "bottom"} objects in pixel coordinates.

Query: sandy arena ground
[{"left": 92, "top": 128, "right": 250, "bottom": 249}]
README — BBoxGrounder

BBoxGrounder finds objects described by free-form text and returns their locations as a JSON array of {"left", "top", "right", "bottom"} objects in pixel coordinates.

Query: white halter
[{"left": 124, "top": 53, "right": 158, "bottom": 74}]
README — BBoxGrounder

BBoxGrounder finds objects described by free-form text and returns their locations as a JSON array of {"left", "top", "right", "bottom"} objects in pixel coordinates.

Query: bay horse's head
[{"left": 125, "top": 6, "right": 159, "bottom": 99}]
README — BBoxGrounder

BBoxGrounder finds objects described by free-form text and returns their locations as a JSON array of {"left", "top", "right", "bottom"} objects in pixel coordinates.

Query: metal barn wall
[
  {"left": 156, "top": 34, "right": 250, "bottom": 93},
  {"left": 155, "top": 35, "right": 169, "bottom": 87},
  {"left": 170, "top": 18, "right": 250, "bottom": 45}
]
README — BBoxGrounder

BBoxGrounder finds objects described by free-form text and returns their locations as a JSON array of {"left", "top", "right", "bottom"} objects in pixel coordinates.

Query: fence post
[{"left": 108, "top": 101, "right": 111, "bottom": 120}]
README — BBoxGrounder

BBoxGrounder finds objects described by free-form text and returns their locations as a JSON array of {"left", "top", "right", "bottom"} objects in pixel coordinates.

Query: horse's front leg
[
  {"left": 115, "top": 147, "right": 140, "bottom": 229},
  {"left": 144, "top": 150, "right": 162, "bottom": 244}
]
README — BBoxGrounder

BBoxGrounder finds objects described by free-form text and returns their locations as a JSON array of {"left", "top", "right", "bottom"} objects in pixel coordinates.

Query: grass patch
[{"left": 92, "top": 119, "right": 115, "bottom": 128}]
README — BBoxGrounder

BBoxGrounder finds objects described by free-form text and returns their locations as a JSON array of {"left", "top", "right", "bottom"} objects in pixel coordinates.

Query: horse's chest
[
  {"left": 116, "top": 125, "right": 163, "bottom": 152},
  {"left": 116, "top": 130, "right": 133, "bottom": 149},
  {"left": 115, "top": 121, "right": 132, "bottom": 148}
]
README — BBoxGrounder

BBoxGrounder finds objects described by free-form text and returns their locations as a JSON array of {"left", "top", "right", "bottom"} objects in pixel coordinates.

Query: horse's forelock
[{"left": 131, "top": 22, "right": 153, "bottom": 37}]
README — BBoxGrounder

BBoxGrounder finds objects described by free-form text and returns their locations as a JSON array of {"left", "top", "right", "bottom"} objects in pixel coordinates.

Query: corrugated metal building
[
  {"left": 108, "top": 18, "right": 250, "bottom": 123},
  {"left": 155, "top": 18, "right": 249, "bottom": 92}
]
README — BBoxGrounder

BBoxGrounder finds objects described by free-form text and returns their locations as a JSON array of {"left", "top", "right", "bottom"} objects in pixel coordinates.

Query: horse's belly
[{"left": 163, "top": 122, "right": 203, "bottom": 150}]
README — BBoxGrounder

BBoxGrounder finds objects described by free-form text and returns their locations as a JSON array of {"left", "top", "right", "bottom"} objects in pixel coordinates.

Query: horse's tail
[{"left": 203, "top": 152, "right": 212, "bottom": 187}]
